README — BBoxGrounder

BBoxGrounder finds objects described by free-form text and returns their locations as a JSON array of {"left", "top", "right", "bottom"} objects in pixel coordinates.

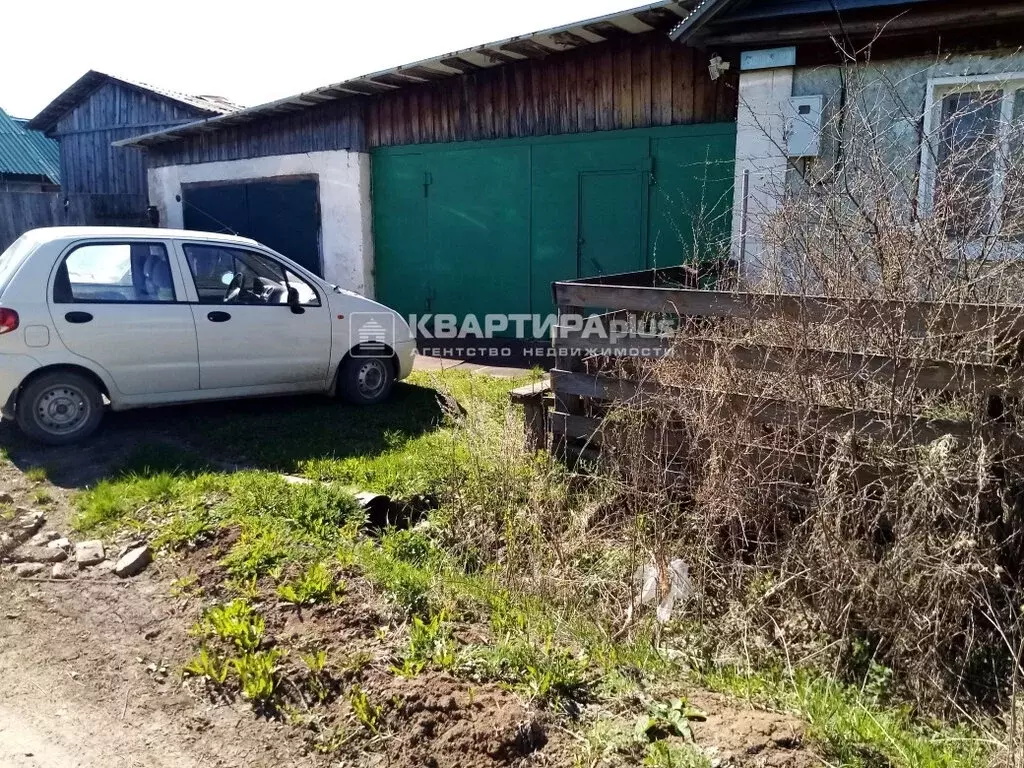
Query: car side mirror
[{"left": 287, "top": 286, "right": 304, "bottom": 314}]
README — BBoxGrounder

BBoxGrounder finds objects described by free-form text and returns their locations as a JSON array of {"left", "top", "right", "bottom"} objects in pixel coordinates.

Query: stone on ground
[
  {"left": 75, "top": 540, "right": 105, "bottom": 567},
  {"left": 51, "top": 561, "right": 76, "bottom": 580},
  {"left": 47, "top": 537, "right": 72, "bottom": 550},
  {"left": 11, "top": 562, "right": 46, "bottom": 577},
  {"left": 114, "top": 546, "right": 152, "bottom": 578},
  {"left": 29, "top": 531, "right": 60, "bottom": 546},
  {"left": 14, "top": 510, "right": 44, "bottom": 531},
  {"left": 10, "top": 546, "right": 66, "bottom": 564}
]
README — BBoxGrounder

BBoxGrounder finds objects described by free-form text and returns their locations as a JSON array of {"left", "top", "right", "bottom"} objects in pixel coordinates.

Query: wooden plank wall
[
  {"left": 55, "top": 82, "right": 210, "bottom": 193},
  {"left": 0, "top": 191, "right": 62, "bottom": 251},
  {"left": 147, "top": 98, "right": 366, "bottom": 168},
  {"left": 367, "top": 34, "right": 737, "bottom": 148},
  {"left": 145, "top": 35, "right": 736, "bottom": 167},
  {"left": 0, "top": 191, "right": 150, "bottom": 251}
]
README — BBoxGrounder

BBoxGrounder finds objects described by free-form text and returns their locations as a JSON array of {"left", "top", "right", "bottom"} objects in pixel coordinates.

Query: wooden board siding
[
  {"left": 54, "top": 82, "right": 212, "bottom": 194},
  {"left": 0, "top": 190, "right": 150, "bottom": 251},
  {"left": 368, "top": 33, "right": 736, "bottom": 148},
  {"left": 146, "top": 35, "right": 735, "bottom": 167},
  {"left": 147, "top": 98, "right": 366, "bottom": 168}
]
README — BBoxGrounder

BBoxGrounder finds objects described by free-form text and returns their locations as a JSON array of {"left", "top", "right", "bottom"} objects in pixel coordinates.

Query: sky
[{"left": 2, "top": 0, "right": 639, "bottom": 119}]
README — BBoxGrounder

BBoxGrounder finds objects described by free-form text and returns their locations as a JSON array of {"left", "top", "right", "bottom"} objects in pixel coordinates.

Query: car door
[
  {"left": 176, "top": 242, "right": 331, "bottom": 391},
  {"left": 48, "top": 240, "right": 200, "bottom": 396}
]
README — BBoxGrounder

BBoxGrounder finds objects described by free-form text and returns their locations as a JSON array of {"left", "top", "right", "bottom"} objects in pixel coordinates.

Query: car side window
[
  {"left": 55, "top": 243, "right": 176, "bottom": 304},
  {"left": 183, "top": 244, "right": 321, "bottom": 307}
]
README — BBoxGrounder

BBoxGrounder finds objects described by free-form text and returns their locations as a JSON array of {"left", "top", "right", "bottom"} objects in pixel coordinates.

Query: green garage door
[{"left": 372, "top": 123, "right": 735, "bottom": 323}]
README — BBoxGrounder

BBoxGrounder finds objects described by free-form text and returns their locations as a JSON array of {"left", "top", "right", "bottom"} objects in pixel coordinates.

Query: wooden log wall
[{"left": 367, "top": 33, "right": 737, "bottom": 147}]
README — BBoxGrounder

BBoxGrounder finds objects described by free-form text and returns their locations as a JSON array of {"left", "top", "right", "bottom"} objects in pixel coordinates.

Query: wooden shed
[
  {"left": 121, "top": 1, "right": 738, "bottom": 322},
  {"left": 28, "top": 71, "right": 238, "bottom": 225}
]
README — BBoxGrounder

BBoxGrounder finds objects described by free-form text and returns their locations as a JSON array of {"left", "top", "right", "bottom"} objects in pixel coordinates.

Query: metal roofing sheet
[
  {"left": 0, "top": 108, "right": 60, "bottom": 183},
  {"left": 117, "top": 0, "right": 697, "bottom": 149}
]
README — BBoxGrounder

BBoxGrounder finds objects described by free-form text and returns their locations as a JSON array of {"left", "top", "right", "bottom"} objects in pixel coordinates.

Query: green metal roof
[{"left": 0, "top": 108, "right": 60, "bottom": 183}]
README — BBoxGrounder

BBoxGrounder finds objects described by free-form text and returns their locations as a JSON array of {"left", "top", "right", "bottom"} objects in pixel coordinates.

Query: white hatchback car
[{"left": 0, "top": 227, "right": 416, "bottom": 444}]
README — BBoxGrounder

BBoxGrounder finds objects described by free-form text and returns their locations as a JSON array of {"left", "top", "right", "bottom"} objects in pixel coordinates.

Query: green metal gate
[{"left": 372, "top": 123, "right": 735, "bottom": 324}]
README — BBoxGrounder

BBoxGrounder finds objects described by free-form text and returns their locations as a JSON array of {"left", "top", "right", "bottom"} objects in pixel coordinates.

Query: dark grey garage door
[{"left": 181, "top": 177, "right": 322, "bottom": 276}]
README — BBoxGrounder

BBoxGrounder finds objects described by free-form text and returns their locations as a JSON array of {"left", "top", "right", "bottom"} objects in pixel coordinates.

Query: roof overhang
[
  {"left": 668, "top": 0, "right": 1022, "bottom": 48},
  {"left": 668, "top": 0, "right": 739, "bottom": 43},
  {"left": 116, "top": 1, "right": 698, "bottom": 150}
]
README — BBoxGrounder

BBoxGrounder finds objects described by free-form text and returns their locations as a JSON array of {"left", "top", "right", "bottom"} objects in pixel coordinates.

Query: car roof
[{"left": 24, "top": 226, "right": 260, "bottom": 247}]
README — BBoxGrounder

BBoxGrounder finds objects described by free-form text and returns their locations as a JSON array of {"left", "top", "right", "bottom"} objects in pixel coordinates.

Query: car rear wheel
[
  {"left": 339, "top": 356, "right": 396, "bottom": 405},
  {"left": 16, "top": 371, "right": 104, "bottom": 445}
]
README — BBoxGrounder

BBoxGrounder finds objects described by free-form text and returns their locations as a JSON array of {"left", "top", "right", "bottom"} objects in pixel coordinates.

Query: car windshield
[{"left": 0, "top": 233, "right": 40, "bottom": 297}]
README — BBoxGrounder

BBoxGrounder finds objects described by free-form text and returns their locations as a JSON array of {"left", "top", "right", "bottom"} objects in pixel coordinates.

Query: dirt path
[
  {"left": 1, "top": 560, "right": 317, "bottom": 768},
  {"left": 0, "top": 682, "right": 195, "bottom": 768},
  {"left": 0, "top": 438, "right": 319, "bottom": 768}
]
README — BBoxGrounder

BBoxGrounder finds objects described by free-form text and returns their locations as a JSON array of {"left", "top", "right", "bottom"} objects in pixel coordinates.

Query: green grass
[
  {"left": 276, "top": 562, "right": 345, "bottom": 606},
  {"left": 69, "top": 368, "right": 997, "bottom": 767},
  {"left": 173, "top": 370, "right": 527, "bottom": 498},
  {"left": 704, "top": 666, "right": 992, "bottom": 768},
  {"left": 30, "top": 488, "right": 53, "bottom": 506}
]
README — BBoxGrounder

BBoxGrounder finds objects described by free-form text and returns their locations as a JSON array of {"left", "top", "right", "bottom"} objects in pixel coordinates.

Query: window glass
[
  {"left": 56, "top": 243, "right": 175, "bottom": 303},
  {"left": 183, "top": 245, "right": 320, "bottom": 306},
  {"left": 284, "top": 269, "right": 318, "bottom": 305},
  {"left": 1002, "top": 89, "right": 1024, "bottom": 236},
  {"left": 934, "top": 90, "right": 1002, "bottom": 237},
  {"left": 0, "top": 232, "right": 40, "bottom": 290}
]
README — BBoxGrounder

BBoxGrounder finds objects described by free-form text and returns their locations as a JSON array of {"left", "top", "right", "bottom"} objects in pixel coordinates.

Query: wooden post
[
  {"left": 510, "top": 380, "right": 551, "bottom": 452},
  {"left": 553, "top": 303, "right": 586, "bottom": 461}
]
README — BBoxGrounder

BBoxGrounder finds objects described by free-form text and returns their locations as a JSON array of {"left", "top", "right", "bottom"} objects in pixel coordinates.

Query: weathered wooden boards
[{"left": 547, "top": 271, "right": 1024, "bottom": 457}]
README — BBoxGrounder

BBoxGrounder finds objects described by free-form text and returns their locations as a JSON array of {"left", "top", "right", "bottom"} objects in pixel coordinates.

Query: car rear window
[
  {"left": 0, "top": 233, "right": 40, "bottom": 297},
  {"left": 55, "top": 242, "right": 176, "bottom": 303}
]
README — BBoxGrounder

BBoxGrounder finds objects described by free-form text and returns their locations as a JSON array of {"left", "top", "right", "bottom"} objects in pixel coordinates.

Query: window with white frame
[{"left": 919, "top": 74, "right": 1024, "bottom": 239}]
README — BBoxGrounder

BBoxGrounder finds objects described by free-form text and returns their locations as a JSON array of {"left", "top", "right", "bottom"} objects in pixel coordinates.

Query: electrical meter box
[{"left": 786, "top": 95, "right": 823, "bottom": 157}]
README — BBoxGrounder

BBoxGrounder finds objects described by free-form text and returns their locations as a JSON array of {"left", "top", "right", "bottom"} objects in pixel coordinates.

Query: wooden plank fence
[
  {"left": 0, "top": 192, "right": 150, "bottom": 252},
  {"left": 539, "top": 267, "right": 1024, "bottom": 460}
]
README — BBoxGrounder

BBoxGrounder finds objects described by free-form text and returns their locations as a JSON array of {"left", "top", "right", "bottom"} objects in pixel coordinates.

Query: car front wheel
[
  {"left": 338, "top": 356, "right": 396, "bottom": 405},
  {"left": 16, "top": 371, "right": 105, "bottom": 445}
]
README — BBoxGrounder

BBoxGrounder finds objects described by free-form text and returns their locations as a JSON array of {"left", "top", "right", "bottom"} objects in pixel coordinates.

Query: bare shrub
[{"left": 581, "top": 59, "right": 1024, "bottom": 718}]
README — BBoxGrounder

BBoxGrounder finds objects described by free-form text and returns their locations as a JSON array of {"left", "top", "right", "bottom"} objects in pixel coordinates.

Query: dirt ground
[{"left": 0, "top": 410, "right": 820, "bottom": 768}]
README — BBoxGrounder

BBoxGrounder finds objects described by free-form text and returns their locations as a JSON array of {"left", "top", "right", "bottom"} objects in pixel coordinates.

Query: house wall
[
  {"left": 147, "top": 150, "right": 374, "bottom": 294},
  {"left": 730, "top": 47, "right": 1024, "bottom": 274},
  {"left": 731, "top": 66, "right": 793, "bottom": 276}
]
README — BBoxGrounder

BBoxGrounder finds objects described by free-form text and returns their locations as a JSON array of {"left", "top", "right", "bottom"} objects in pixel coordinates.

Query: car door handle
[
  {"left": 207, "top": 311, "right": 231, "bottom": 323},
  {"left": 64, "top": 311, "right": 93, "bottom": 324}
]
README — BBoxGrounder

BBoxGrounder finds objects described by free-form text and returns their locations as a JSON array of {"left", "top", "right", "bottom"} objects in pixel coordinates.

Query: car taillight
[{"left": 0, "top": 308, "right": 19, "bottom": 335}]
